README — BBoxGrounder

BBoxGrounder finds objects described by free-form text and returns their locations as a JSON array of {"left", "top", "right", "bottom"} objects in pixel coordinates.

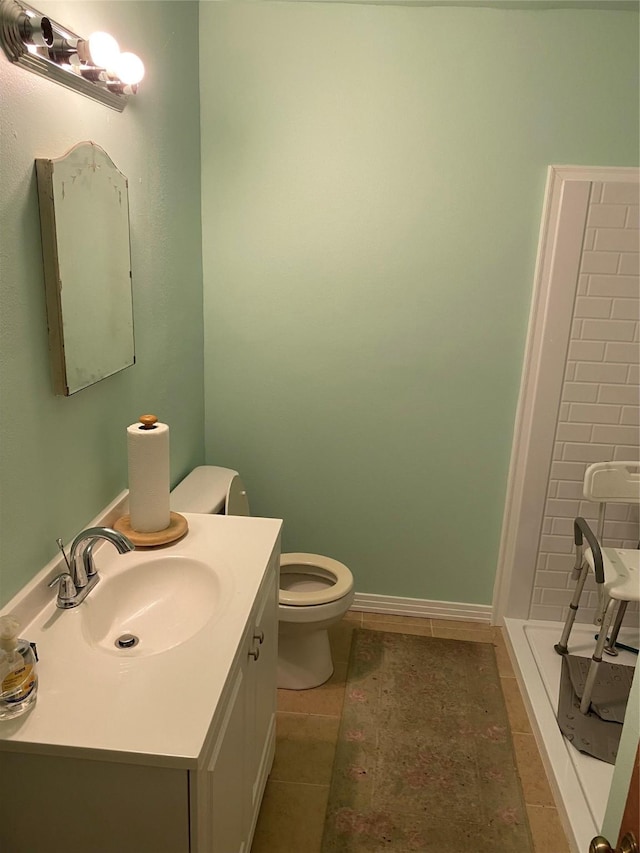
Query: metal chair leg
[
  {"left": 580, "top": 597, "right": 617, "bottom": 715},
  {"left": 604, "top": 600, "right": 628, "bottom": 657},
  {"left": 555, "top": 563, "right": 589, "bottom": 656}
]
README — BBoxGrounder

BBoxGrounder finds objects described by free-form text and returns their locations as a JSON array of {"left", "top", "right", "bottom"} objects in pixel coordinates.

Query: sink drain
[{"left": 115, "top": 633, "right": 139, "bottom": 649}]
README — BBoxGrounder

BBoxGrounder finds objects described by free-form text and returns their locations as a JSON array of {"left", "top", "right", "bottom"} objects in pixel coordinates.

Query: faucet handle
[{"left": 48, "top": 572, "right": 76, "bottom": 604}]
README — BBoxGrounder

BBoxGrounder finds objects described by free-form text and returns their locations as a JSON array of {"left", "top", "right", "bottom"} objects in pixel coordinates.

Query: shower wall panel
[{"left": 530, "top": 180, "right": 639, "bottom": 622}]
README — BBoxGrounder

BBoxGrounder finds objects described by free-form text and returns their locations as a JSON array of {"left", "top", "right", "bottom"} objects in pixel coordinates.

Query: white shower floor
[{"left": 503, "top": 617, "right": 639, "bottom": 853}]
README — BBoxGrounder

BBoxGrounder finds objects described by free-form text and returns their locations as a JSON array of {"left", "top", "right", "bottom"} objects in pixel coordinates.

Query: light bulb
[
  {"left": 88, "top": 31, "right": 119, "bottom": 68},
  {"left": 114, "top": 52, "right": 144, "bottom": 85}
]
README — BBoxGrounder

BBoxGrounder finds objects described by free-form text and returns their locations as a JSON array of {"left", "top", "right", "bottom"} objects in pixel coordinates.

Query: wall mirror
[{"left": 35, "top": 141, "right": 135, "bottom": 395}]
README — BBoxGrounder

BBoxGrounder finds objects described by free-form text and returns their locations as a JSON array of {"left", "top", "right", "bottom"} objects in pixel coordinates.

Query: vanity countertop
[{"left": 0, "top": 512, "right": 282, "bottom": 770}]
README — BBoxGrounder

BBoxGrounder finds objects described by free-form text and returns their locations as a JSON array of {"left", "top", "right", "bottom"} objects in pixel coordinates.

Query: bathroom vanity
[{"left": 0, "top": 511, "right": 282, "bottom": 853}]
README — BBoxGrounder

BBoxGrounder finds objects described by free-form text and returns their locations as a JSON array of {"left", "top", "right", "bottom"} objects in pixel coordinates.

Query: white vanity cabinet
[
  {"left": 191, "top": 554, "right": 278, "bottom": 852},
  {"left": 0, "top": 515, "right": 282, "bottom": 853},
  {"left": 247, "top": 557, "right": 279, "bottom": 825}
]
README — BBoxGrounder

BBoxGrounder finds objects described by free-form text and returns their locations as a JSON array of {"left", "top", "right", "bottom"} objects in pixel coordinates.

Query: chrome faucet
[{"left": 49, "top": 527, "right": 135, "bottom": 609}]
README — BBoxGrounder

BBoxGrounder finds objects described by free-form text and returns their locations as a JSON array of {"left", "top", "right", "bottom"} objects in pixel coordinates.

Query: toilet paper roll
[{"left": 127, "top": 417, "right": 171, "bottom": 533}]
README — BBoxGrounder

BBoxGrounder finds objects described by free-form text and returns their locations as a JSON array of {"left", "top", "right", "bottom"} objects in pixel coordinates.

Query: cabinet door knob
[
  {"left": 248, "top": 645, "right": 260, "bottom": 661},
  {"left": 253, "top": 630, "right": 264, "bottom": 645}
]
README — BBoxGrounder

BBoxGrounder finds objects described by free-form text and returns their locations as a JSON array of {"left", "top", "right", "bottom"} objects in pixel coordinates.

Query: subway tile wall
[{"left": 530, "top": 180, "right": 640, "bottom": 623}]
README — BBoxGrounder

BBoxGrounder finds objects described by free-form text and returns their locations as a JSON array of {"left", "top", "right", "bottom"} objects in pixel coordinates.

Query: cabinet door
[
  {"left": 247, "top": 559, "right": 278, "bottom": 823},
  {"left": 0, "top": 753, "right": 189, "bottom": 853},
  {"left": 194, "top": 663, "right": 248, "bottom": 853}
]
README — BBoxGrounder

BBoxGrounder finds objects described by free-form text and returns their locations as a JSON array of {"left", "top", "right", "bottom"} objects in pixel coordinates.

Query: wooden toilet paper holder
[
  {"left": 114, "top": 413, "right": 189, "bottom": 547},
  {"left": 114, "top": 512, "right": 188, "bottom": 548}
]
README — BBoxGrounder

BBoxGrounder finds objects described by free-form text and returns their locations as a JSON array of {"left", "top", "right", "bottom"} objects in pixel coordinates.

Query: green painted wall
[
  {"left": 200, "top": 3, "right": 639, "bottom": 604},
  {"left": 0, "top": 1, "right": 205, "bottom": 607}
]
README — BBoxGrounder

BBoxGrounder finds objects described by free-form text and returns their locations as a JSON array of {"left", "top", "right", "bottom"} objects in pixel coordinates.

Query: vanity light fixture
[{"left": 0, "top": 0, "right": 144, "bottom": 111}]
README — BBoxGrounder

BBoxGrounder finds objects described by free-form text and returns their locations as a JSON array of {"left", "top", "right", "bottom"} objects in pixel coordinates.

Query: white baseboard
[{"left": 351, "top": 592, "right": 493, "bottom": 623}]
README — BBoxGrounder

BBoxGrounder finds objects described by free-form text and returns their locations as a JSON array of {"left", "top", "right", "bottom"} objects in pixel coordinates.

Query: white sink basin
[
  {"left": 81, "top": 555, "right": 224, "bottom": 657},
  {"left": 0, "top": 511, "right": 283, "bottom": 765}
]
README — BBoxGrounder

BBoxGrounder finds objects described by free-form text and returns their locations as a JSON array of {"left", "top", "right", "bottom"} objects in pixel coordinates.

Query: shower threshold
[{"left": 503, "top": 617, "right": 639, "bottom": 853}]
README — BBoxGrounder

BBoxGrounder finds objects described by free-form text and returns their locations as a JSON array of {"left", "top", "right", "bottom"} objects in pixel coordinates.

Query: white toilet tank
[{"left": 170, "top": 466, "right": 250, "bottom": 517}]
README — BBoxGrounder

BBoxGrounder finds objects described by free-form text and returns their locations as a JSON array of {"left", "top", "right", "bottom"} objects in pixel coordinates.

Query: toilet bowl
[
  {"left": 170, "top": 466, "right": 355, "bottom": 690},
  {"left": 278, "top": 552, "right": 355, "bottom": 689}
]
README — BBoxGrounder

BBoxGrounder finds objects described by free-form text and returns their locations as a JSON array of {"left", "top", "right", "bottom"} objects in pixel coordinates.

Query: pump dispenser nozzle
[{"left": 0, "top": 616, "right": 20, "bottom": 654}]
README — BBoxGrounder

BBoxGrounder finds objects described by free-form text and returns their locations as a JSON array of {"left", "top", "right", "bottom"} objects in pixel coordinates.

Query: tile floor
[{"left": 250, "top": 612, "right": 572, "bottom": 853}]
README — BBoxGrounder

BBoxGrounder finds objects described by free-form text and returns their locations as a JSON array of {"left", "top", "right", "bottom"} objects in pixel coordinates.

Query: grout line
[
  {"left": 276, "top": 710, "right": 343, "bottom": 720},
  {"left": 527, "top": 804, "right": 561, "bottom": 812},
  {"left": 268, "top": 779, "right": 330, "bottom": 790}
]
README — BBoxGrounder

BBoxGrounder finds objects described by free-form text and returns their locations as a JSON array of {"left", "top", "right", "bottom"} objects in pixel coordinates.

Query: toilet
[{"left": 169, "top": 466, "right": 355, "bottom": 690}]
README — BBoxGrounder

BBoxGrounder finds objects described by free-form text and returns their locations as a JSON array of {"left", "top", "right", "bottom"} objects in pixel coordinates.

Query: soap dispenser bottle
[{"left": 0, "top": 616, "right": 38, "bottom": 720}]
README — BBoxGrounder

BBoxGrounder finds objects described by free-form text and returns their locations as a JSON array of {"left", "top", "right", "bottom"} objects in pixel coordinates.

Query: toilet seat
[{"left": 279, "top": 553, "right": 353, "bottom": 606}]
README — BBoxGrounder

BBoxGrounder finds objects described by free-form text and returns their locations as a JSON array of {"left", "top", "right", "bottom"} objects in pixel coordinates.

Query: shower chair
[{"left": 554, "top": 461, "right": 640, "bottom": 715}]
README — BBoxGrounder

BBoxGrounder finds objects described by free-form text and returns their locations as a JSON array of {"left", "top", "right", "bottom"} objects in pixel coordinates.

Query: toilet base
[{"left": 277, "top": 627, "right": 334, "bottom": 690}]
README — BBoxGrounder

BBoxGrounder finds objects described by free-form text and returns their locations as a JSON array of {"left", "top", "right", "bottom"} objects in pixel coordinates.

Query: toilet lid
[{"left": 279, "top": 553, "right": 353, "bottom": 606}]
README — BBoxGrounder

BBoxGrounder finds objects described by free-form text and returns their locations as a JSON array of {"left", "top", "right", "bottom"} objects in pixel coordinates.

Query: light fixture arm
[{"left": 0, "top": 0, "right": 143, "bottom": 111}]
